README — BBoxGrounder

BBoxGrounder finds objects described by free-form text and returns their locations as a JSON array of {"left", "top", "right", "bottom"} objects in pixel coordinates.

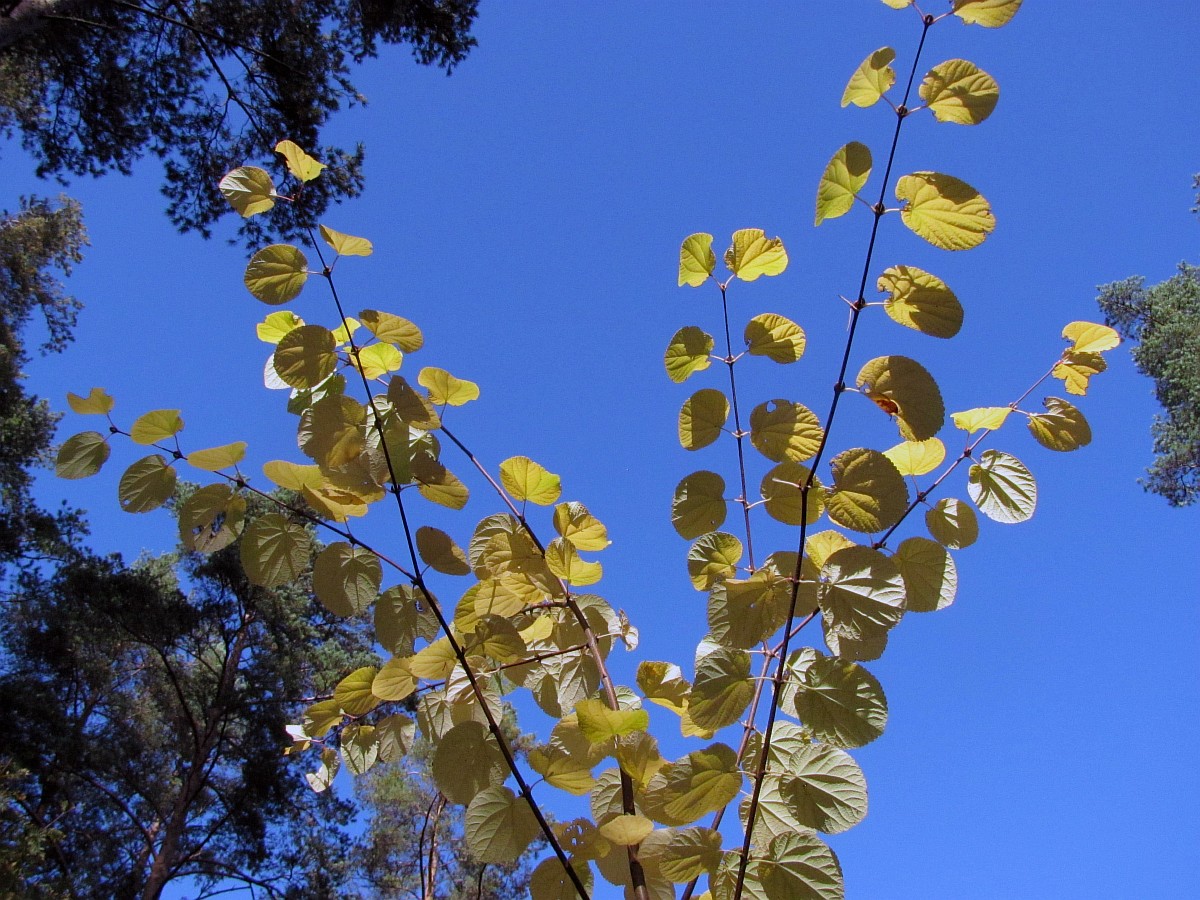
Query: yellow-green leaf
[
  {"left": 117, "top": 454, "right": 176, "bottom": 513},
  {"left": 968, "top": 449, "right": 1036, "bottom": 523},
  {"left": 1027, "top": 397, "right": 1091, "bottom": 451},
  {"left": 419, "top": 366, "right": 479, "bottom": 406},
  {"left": 67, "top": 387, "right": 114, "bottom": 415},
  {"left": 880, "top": 0, "right": 912, "bottom": 6},
  {"left": 298, "top": 395, "right": 366, "bottom": 469},
  {"left": 897, "top": 171, "right": 995, "bottom": 251},
  {"left": 334, "top": 666, "right": 380, "bottom": 717},
  {"left": 664, "top": 326, "right": 714, "bottom": 383},
  {"left": 690, "top": 645, "right": 753, "bottom": 733},
  {"left": 925, "top": 497, "right": 978, "bottom": 549},
  {"left": 788, "top": 648, "right": 888, "bottom": 748},
  {"left": 274, "top": 140, "right": 325, "bottom": 181},
  {"left": 320, "top": 223, "right": 372, "bottom": 257},
  {"left": 274, "top": 325, "right": 337, "bottom": 390},
  {"left": 724, "top": 229, "right": 788, "bottom": 282},
  {"left": 499, "top": 456, "right": 561, "bottom": 505},
  {"left": 825, "top": 448, "right": 909, "bottom": 533},
  {"left": 55, "top": 431, "right": 110, "bottom": 479},
  {"left": 411, "top": 455, "right": 469, "bottom": 510},
  {"left": 1053, "top": 350, "right": 1106, "bottom": 396},
  {"left": 245, "top": 244, "right": 308, "bottom": 305},
  {"left": 599, "top": 814, "right": 655, "bottom": 847},
  {"left": 749, "top": 399, "right": 823, "bottom": 462},
  {"left": 842, "top": 47, "right": 896, "bottom": 108},
  {"left": 687, "top": 532, "right": 743, "bottom": 591},
  {"left": 527, "top": 744, "right": 596, "bottom": 796},
  {"left": 893, "top": 536, "right": 957, "bottom": 612},
  {"left": 819, "top": 545, "right": 907, "bottom": 641},
  {"left": 576, "top": 698, "right": 649, "bottom": 746},
  {"left": 465, "top": 786, "right": 541, "bottom": 863},
  {"left": 261, "top": 460, "right": 323, "bottom": 492},
  {"left": 953, "top": 0, "right": 1023, "bottom": 28},
  {"left": 360, "top": 309, "right": 424, "bottom": 352},
  {"left": 920, "top": 59, "right": 999, "bottom": 125},
  {"left": 432, "top": 721, "right": 506, "bottom": 805},
  {"left": 178, "top": 483, "right": 245, "bottom": 553},
  {"left": 760, "top": 461, "right": 825, "bottom": 526},
  {"left": 857, "top": 355, "right": 945, "bottom": 441},
  {"left": 529, "top": 856, "right": 593, "bottom": 900},
  {"left": 883, "top": 438, "right": 945, "bottom": 476},
  {"left": 553, "top": 501, "right": 610, "bottom": 551},
  {"left": 387, "top": 376, "right": 441, "bottom": 430},
  {"left": 330, "top": 317, "right": 361, "bottom": 346},
  {"left": 877, "top": 265, "right": 963, "bottom": 337},
  {"left": 672, "top": 471, "right": 726, "bottom": 539},
  {"left": 679, "top": 388, "right": 729, "bottom": 451},
  {"left": 218, "top": 166, "right": 275, "bottom": 217},
  {"left": 679, "top": 232, "right": 716, "bottom": 287},
  {"left": 313, "top": 542, "right": 381, "bottom": 617},
  {"left": 352, "top": 343, "right": 403, "bottom": 380},
  {"left": 952, "top": 406, "right": 1011, "bottom": 434},
  {"left": 256, "top": 310, "right": 303, "bottom": 344},
  {"left": 130, "top": 409, "right": 184, "bottom": 444},
  {"left": 745, "top": 313, "right": 806, "bottom": 363},
  {"left": 815, "top": 141, "right": 872, "bottom": 225},
  {"left": 545, "top": 538, "right": 602, "bottom": 586},
  {"left": 240, "top": 513, "right": 310, "bottom": 587},
  {"left": 417, "top": 526, "right": 470, "bottom": 575},
  {"left": 186, "top": 442, "right": 247, "bottom": 472},
  {"left": 1063, "top": 321, "right": 1121, "bottom": 354},
  {"left": 643, "top": 742, "right": 741, "bottom": 827}
]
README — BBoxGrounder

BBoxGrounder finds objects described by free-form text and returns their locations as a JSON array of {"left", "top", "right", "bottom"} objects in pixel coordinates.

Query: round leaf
[
  {"left": 857, "top": 355, "right": 945, "bottom": 441},
  {"left": 750, "top": 399, "right": 823, "bottom": 463},
  {"left": 842, "top": 46, "right": 896, "bottom": 108},
  {"left": 968, "top": 449, "right": 1037, "bottom": 523},
  {"left": 815, "top": 141, "right": 872, "bottom": 225},
  {"left": 1027, "top": 397, "right": 1092, "bottom": 451},
  {"left": 643, "top": 742, "right": 742, "bottom": 827},
  {"left": 877, "top": 265, "right": 963, "bottom": 337},
  {"left": 500, "top": 455, "right": 561, "bottom": 505},
  {"left": 724, "top": 229, "right": 787, "bottom": 281},
  {"left": 778, "top": 742, "right": 867, "bottom": 833},
  {"left": 178, "top": 483, "right": 245, "bottom": 553},
  {"left": 664, "top": 326, "right": 714, "bottom": 383},
  {"left": 687, "top": 532, "right": 743, "bottom": 591},
  {"left": 431, "top": 721, "right": 506, "bottom": 805},
  {"left": 883, "top": 438, "right": 945, "bottom": 476},
  {"left": 788, "top": 647, "right": 888, "bottom": 748},
  {"left": 240, "top": 513, "right": 311, "bottom": 588},
  {"left": 218, "top": 166, "right": 274, "bottom": 217},
  {"left": 333, "top": 666, "right": 379, "bottom": 717},
  {"left": 465, "top": 786, "right": 541, "bottom": 863},
  {"left": 892, "top": 536, "right": 957, "bottom": 612},
  {"left": 679, "top": 233, "right": 716, "bottom": 287},
  {"left": 244, "top": 244, "right": 308, "bottom": 305},
  {"left": 953, "top": 0, "right": 1023, "bottom": 28},
  {"left": 130, "top": 409, "right": 184, "bottom": 445},
  {"left": 761, "top": 461, "right": 825, "bottom": 526},
  {"left": 825, "top": 448, "right": 909, "bottom": 533},
  {"left": 745, "top": 313, "right": 806, "bottom": 363},
  {"left": 313, "top": 542, "right": 382, "bottom": 616},
  {"left": 273, "top": 325, "right": 337, "bottom": 389},
  {"left": 896, "top": 171, "right": 995, "bottom": 251},
  {"left": 920, "top": 59, "right": 1000, "bottom": 125},
  {"left": 689, "top": 648, "right": 753, "bottom": 733},
  {"left": 680, "top": 389, "right": 729, "bottom": 451},
  {"left": 55, "top": 431, "right": 110, "bottom": 479},
  {"left": 672, "top": 471, "right": 727, "bottom": 539},
  {"left": 116, "top": 454, "right": 175, "bottom": 513},
  {"left": 372, "top": 656, "right": 417, "bottom": 702},
  {"left": 416, "top": 526, "right": 470, "bottom": 575},
  {"left": 925, "top": 497, "right": 979, "bottom": 549},
  {"left": 360, "top": 309, "right": 424, "bottom": 352}
]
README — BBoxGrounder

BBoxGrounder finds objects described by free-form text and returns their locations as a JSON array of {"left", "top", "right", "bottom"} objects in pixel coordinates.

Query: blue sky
[{"left": 10, "top": 2, "right": 1200, "bottom": 897}]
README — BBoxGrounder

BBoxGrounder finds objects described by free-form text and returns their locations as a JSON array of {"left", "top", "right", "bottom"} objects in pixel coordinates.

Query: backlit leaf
[
  {"left": 298, "top": 395, "right": 366, "bottom": 469},
  {"left": 725, "top": 229, "right": 788, "bottom": 282},
  {"left": 530, "top": 856, "right": 593, "bottom": 900},
  {"left": 877, "top": 265, "right": 962, "bottom": 337},
  {"left": 240, "top": 514, "right": 310, "bottom": 587},
  {"left": 819, "top": 545, "right": 906, "bottom": 639},
  {"left": 1027, "top": 397, "right": 1092, "bottom": 451},
  {"left": 465, "top": 786, "right": 541, "bottom": 863},
  {"left": 815, "top": 142, "right": 872, "bottom": 225},
  {"left": 313, "top": 542, "right": 381, "bottom": 617},
  {"left": 500, "top": 455, "right": 561, "bottom": 505},
  {"left": 528, "top": 743, "right": 597, "bottom": 796},
  {"left": 554, "top": 501, "right": 610, "bottom": 551},
  {"left": 413, "top": 455, "right": 469, "bottom": 509},
  {"left": 432, "top": 721, "right": 507, "bottom": 805},
  {"left": 576, "top": 698, "right": 649, "bottom": 746},
  {"left": 386, "top": 376, "right": 441, "bottom": 429},
  {"left": 745, "top": 313, "right": 806, "bottom": 363},
  {"left": 880, "top": 0, "right": 912, "bottom": 7},
  {"left": 825, "top": 448, "right": 909, "bottom": 533},
  {"left": 375, "top": 584, "right": 439, "bottom": 655},
  {"left": 664, "top": 326, "right": 714, "bottom": 382},
  {"left": 778, "top": 742, "right": 867, "bottom": 833},
  {"left": 130, "top": 409, "right": 184, "bottom": 444},
  {"left": 545, "top": 538, "right": 603, "bottom": 586},
  {"left": 788, "top": 647, "right": 887, "bottom": 748},
  {"left": 1052, "top": 350, "right": 1106, "bottom": 396},
  {"left": 186, "top": 442, "right": 247, "bottom": 472},
  {"left": 261, "top": 460, "right": 323, "bottom": 492},
  {"left": 274, "top": 325, "right": 337, "bottom": 390},
  {"left": 841, "top": 47, "right": 896, "bottom": 108},
  {"left": 352, "top": 343, "right": 403, "bottom": 380},
  {"left": 334, "top": 666, "right": 379, "bottom": 717},
  {"left": 687, "top": 532, "right": 743, "bottom": 591},
  {"left": 679, "top": 233, "right": 717, "bottom": 287},
  {"left": 274, "top": 140, "right": 325, "bottom": 181},
  {"left": 708, "top": 572, "right": 794, "bottom": 649},
  {"left": 750, "top": 400, "right": 823, "bottom": 462},
  {"left": 377, "top": 714, "right": 416, "bottom": 761},
  {"left": 244, "top": 244, "right": 308, "bottom": 305},
  {"left": 1063, "top": 320, "right": 1120, "bottom": 354},
  {"left": 897, "top": 171, "right": 995, "bottom": 251},
  {"left": 857, "top": 355, "right": 945, "bottom": 441},
  {"left": 340, "top": 724, "right": 379, "bottom": 775},
  {"left": 953, "top": 0, "right": 1023, "bottom": 28},
  {"left": 178, "top": 483, "right": 245, "bottom": 553},
  {"left": 256, "top": 310, "right": 303, "bottom": 344},
  {"left": 680, "top": 389, "right": 729, "bottom": 451},
  {"left": 640, "top": 826, "right": 723, "bottom": 883},
  {"left": 360, "top": 309, "right": 424, "bottom": 352},
  {"left": 599, "top": 814, "right": 654, "bottom": 847},
  {"left": 320, "top": 224, "right": 372, "bottom": 257},
  {"left": 371, "top": 657, "right": 417, "bottom": 702},
  {"left": 951, "top": 406, "right": 1011, "bottom": 434},
  {"left": 883, "top": 438, "right": 945, "bottom": 476},
  {"left": 117, "top": 455, "right": 176, "bottom": 513},
  {"left": 643, "top": 742, "right": 742, "bottom": 827},
  {"left": 892, "top": 537, "right": 957, "bottom": 612},
  {"left": 66, "top": 387, "right": 114, "bottom": 415},
  {"left": 711, "top": 832, "right": 843, "bottom": 900},
  {"left": 218, "top": 166, "right": 275, "bottom": 217},
  {"left": 968, "top": 449, "right": 1036, "bottom": 523},
  {"left": 689, "top": 644, "right": 753, "bottom": 733},
  {"left": 925, "top": 497, "right": 979, "bottom": 549},
  {"left": 761, "top": 461, "right": 825, "bottom": 526},
  {"left": 416, "top": 526, "right": 470, "bottom": 575},
  {"left": 920, "top": 59, "right": 999, "bottom": 125},
  {"left": 419, "top": 366, "right": 479, "bottom": 406},
  {"left": 55, "top": 431, "right": 110, "bottom": 479},
  {"left": 672, "top": 471, "right": 727, "bottom": 539}
]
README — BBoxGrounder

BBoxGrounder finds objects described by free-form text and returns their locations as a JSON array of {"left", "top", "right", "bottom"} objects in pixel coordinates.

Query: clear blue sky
[{"left": 10, "top": 3, "right": 1200, "bottom": 898}]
